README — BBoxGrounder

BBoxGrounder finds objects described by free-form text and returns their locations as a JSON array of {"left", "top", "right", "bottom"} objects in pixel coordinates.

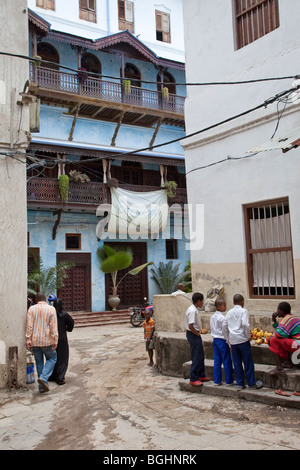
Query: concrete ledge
[
  {"left": 178, "top": 380, "right": 300, "bottom": 409},
  {"left": 155, "top": 331, "right": 190, "bottom": 377},
  {"left": 198, "top": 310, "right": 275, "bottom": 332},
  {"left": 156, "top": 331, "right": 275, "bottom": 377},
  {"left": 182, "top": 359, "right": 300, "bottom": 392}
]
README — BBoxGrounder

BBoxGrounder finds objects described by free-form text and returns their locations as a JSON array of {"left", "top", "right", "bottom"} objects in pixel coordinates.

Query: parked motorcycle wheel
[{"left": 130, "top": 312, "right": 144, "bottom": 327}]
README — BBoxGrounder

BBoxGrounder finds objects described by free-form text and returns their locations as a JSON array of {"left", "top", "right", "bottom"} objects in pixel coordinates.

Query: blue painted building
[{"left": 27, "top": 4, "right": 189, "bottom": 312}]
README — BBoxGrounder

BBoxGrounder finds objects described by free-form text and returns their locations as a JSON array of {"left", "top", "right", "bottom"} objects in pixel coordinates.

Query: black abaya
[{"left": 50, "top": 310, "right": 74, "bottom": 384}]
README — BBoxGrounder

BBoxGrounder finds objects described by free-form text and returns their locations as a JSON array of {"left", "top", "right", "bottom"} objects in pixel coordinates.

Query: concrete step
[
  {"left": 202, "top": 334, "right": 275, "bottom": 365},
  {"left": 155, "top": 332, "right": 277, "bottom": 378},
  {"left": 179, "top": 379, "right": 300, "bottom": 409},
  {"left": 72, "top": 310, "right": 131, "bottom": 328},
  {"left": 182, "top": 359, "right": 300, "bottom": 392}
]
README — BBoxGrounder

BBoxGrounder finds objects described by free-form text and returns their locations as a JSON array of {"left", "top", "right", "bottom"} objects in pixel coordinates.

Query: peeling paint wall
[{"left": 0, "top": 0, "right": 29, "bottom": 388}]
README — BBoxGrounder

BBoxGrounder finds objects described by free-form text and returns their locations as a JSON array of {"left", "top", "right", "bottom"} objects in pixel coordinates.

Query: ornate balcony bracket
[
  {"left": 149, "top": 117, "right": 163, "bottom": 149},
  {"left": 52, "top": 208, "right": 63, "bottom": 240},
  {"left": 111, "top": 110, "right": 125, "bottom": 146},
  {"left": 68, "top": 103, "right": 81, "bottom": 141}
]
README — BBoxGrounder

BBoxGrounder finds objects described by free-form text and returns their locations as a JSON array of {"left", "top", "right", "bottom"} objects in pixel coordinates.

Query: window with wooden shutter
[
  {"left": 118, "top": 0, "right": 134, "bottom": 34},
  {"left": 79, "top": 0, "right": 96, "bottom": 23},
  {"left": 36, "top": 0, "right": 55, "bottom": 10},
  {"left": 234, "top": 0, "right": 279, "bottom": 49},
  {"left": 244, "top": 198, "right": 295, "bottom": 298},
  {"left": 155, "top": 10, "right": 171, "bottom": 43}
]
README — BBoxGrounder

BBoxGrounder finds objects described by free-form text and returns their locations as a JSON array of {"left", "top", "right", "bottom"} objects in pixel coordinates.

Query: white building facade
[
  {"left": 182, "top": 0, "right": 300, "bottom": 312},
  {"left": 28, "top": 0, "right": 185, "bottom": 63}
]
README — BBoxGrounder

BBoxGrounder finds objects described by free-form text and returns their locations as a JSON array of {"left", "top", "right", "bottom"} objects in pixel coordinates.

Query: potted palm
[{"left": 97, "top": 245, "right": 153, "bottom": 310}]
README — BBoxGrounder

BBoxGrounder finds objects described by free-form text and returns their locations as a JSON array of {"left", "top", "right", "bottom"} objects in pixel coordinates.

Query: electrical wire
[
  {"left": 0, "top": 50, "right": 299, "bottom": 88},
  {"left": 35, "top": 85, "right": 297, "bottom": 167},
  {"left": 185, "top": 152, "right": 260, "bottom": 176},
  {"left": 21, "top": 84, "right": 300, "bottom": 178}
]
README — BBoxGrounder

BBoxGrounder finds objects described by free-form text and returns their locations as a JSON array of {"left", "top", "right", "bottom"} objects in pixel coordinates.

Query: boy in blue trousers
[
  {"left": 223, "top": 294, "right": 263, "bottom": 390},
  {"left": 210, "top": 299, "right": 234, "bottom": 386}
]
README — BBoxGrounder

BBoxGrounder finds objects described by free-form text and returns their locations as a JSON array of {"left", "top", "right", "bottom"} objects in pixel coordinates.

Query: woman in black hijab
[{"left": 49, "top": 298, "right": 74, "bottom": 385}]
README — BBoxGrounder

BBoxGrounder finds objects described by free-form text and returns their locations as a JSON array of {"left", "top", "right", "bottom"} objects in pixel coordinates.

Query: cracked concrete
[{"left": 0, "top": 324, "right": 300, "bottom": 450}]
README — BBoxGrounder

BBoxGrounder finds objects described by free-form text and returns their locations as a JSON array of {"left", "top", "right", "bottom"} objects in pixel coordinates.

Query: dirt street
[{"left": 1, "top": 323, "right": 300, "bottom": 451}]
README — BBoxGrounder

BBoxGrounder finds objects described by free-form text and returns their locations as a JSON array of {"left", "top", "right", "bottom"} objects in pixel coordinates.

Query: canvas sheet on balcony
[{"left": 108, "top": 187, "right": 168, "bottom": 236}]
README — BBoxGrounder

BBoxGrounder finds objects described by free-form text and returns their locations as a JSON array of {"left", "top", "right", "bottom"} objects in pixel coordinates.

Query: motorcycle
[{"left": 129, "top": 298, "right": 153, "bottom": 327}]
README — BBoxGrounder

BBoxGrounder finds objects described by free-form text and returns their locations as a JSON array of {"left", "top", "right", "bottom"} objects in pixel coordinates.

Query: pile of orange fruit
[{"left": 251, "top": 328, "right": 273, "bottom": 345}]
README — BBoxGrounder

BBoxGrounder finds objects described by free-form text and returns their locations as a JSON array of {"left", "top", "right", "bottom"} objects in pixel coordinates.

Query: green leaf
[
  {"left": 150, "top": 260, "right": 190, "bottom": 294},
  {"left": 100, "top": 251, "right": 133, "bottom": 274},
  {"left": 129, "top": 261, "right": 153, "bottom": 276}
]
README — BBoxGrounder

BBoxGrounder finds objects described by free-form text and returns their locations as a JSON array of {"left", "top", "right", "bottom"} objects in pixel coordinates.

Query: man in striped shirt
[
  {"left": 26, "top": 292, "right": 58, "bottom": 393},
  {"left": 269, "top": 302, "right": 300, "bottom": 375}
]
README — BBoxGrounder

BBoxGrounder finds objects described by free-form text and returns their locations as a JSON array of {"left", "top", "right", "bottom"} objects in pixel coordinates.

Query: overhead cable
[{"left": 0, "top": 50, "right": 299, "bottom": 87}]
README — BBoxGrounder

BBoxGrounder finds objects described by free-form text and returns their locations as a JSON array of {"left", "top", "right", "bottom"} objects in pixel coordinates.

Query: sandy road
[
  {"left": 33, "top": 324, "right": 300, "bottom": 451},
  {"left": 1, "top": 323, "right": 300, "bottom": 451}
]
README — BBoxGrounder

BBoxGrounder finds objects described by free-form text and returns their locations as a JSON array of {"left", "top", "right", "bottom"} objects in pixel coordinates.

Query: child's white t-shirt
[{"left": 184, "top": 304, "right": 201, "bottom": 332}]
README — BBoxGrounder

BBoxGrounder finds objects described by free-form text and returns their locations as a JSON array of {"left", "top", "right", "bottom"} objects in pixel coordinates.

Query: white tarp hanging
[{"left": 107, "top": 187, "right": 168, "bottom": 236}]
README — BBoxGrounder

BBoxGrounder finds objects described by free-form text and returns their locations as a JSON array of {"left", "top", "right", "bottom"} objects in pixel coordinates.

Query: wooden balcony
[
  {"left": 27, "top": 177, "right": 187, "bottom": 212},
  {"left": 28, "top": 64, "right": 185, "bottom": 128}
]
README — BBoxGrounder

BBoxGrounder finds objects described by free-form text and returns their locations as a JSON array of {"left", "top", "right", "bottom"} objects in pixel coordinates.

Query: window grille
[
  {"left": 244, "top": 198, "right": 295, "bottom": 298},
  {"left": 166, "top": 239, "right": 178, "bottom": 259},
  {"left": 66, "top": 234, "right": 81, "bottom": 250}
]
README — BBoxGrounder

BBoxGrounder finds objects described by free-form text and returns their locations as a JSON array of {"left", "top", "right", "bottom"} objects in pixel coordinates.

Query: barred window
[
  {"left": 234, "top": 0, "right": 279, "bottom": 49},
  {"left": 66, "top": 234, "right": 81, "bottom": 250},
  {"left": 166, "top": 239, "right": 178, "bottom": 260},
  {"left": 244, "top": 198, "right": 295, "bottom": 298}
]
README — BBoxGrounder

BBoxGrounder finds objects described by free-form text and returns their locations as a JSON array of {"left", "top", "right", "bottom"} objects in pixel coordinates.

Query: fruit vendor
[{"left": 269, "top": 302, "right": 300, "bottom": 375}]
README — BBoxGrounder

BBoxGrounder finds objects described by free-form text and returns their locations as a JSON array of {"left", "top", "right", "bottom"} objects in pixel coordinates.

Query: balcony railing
[
  {"left": 27, "top": 177, "right": 108, "bottom": 207},
  {"left": 29, "top": 64, "right": 185, "bottom": 115},
  {"left": 27, "top": 177, "right": 187, "bottom": 208}
]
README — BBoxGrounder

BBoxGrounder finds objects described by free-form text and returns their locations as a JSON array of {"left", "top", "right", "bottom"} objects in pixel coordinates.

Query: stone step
[
  {"left": 71, "top": 310, "right": 131, "bottom": 328},
  {"left": 182, "top": 359, "right": 300, "bottom": 392},
  {"left": 179, "top": 379, "right": 300, "bottom": 409},
  {"left": 202, "top": 334, "right": 276, "bottom": 365},
  {"left": 155, "top": 332, "right": 277, "bottom": 378}
]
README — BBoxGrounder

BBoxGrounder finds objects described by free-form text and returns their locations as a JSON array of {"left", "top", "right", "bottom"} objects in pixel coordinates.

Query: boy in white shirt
[
  {"left": 210, "top": 299, "right": 234, "bottom": 386},
  {"left": 184, "top": 292, "right": 210, "bottom": 386},
  {"left": 223, "top": 294, "right": 263, "bottom": 390}
]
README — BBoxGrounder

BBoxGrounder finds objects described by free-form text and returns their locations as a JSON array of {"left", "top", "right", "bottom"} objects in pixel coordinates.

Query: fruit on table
[
  {"left": 251, "top": 328, "right": 273, "bottom": 344},
  {"left": 255, "top": 338, "right": 264, "bottom": 344}
]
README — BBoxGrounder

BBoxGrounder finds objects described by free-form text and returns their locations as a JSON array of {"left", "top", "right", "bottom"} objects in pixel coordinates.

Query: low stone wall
[{"left": 153, "top": 293, "right": 276, "bottom": 377}]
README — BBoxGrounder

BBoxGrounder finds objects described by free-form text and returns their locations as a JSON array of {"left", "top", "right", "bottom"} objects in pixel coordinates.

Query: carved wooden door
[
  {"left": 57, "top": 253, "right": 91, "bottom": 312},
  {"left": 105, "top": 242, "right": 148, "bottom": 309}
]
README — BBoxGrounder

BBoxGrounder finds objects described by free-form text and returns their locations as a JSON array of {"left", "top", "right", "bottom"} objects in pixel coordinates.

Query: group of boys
[
  {"left": 185, "top": 292, "right": 300, "bottom": 389},
  {"left": 143, "top": 289, "right": 300, "bottom": 391}
]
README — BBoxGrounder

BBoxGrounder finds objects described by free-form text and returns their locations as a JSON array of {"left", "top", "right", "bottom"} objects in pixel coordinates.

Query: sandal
[{"left": 275, "top": 389, "right": 291, "bottom": 396}]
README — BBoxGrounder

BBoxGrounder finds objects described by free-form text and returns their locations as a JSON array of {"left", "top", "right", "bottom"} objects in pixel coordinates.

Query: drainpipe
[{"left": 106, "top": 0, "right": 111, "bottom": 35}]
